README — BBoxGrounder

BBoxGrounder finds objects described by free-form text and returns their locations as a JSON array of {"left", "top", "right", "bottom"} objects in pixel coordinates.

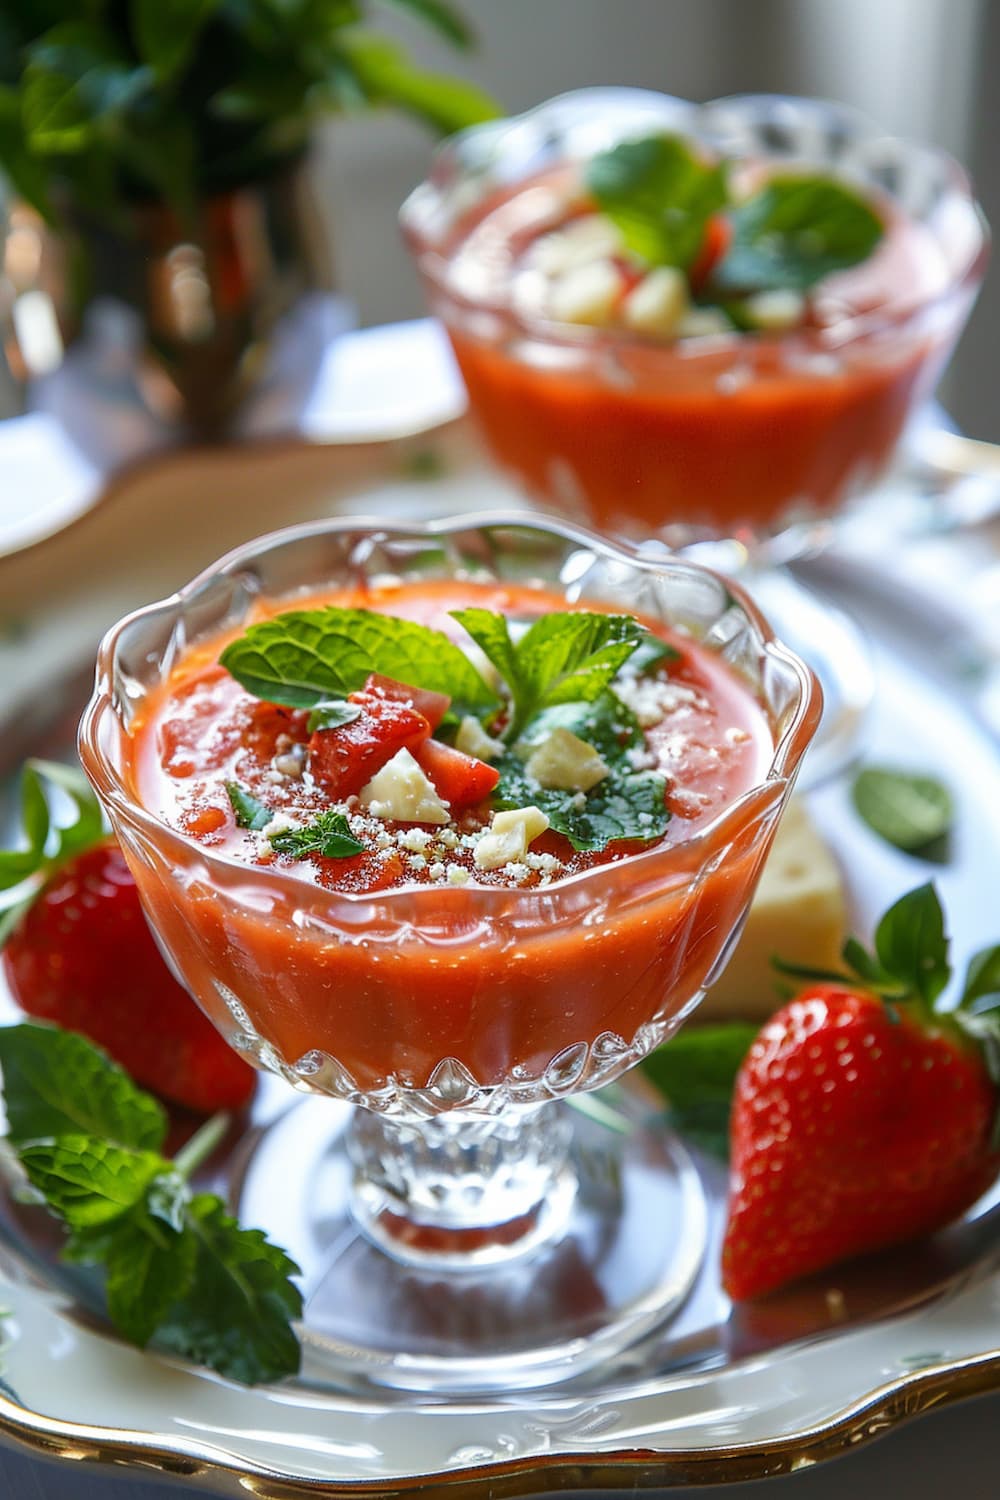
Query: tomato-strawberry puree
[
  {"left": 124, "top": 580, "right": 782, "bottom": 1093},
  {"left": 417, "top": 166, "right": 959, "bottom": 534}
]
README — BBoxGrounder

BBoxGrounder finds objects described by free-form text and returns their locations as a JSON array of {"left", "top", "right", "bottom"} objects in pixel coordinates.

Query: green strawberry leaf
[
  {"left": 225, "top": 781, "right": 272, "bottom": 832},
  {"left": 0, "top": 1025, "right": 167, "bottom": 1151},
  {"left": 641, "top": 1023, "right": 758, "bottom": 1159},
  {"left": 20, "top": 765, "right": 50, "bottom": 858},
  {"left": 269, "top": 811, "right": 365, "bottom": 861},
  {"left": 585, "top": 133, "right": 728, "bottom": 269},
  {"left": 961, "top": 945, "right": 1000, "bottom": 1011},
  {"left": 851, "top": 766, "right": 953, "bottom": 859},
  {"left": 18, "top": 1136, "right": 167, "bottom": 1230},
  {"left": 710, "top": 175, "right": 884, "bottom": 295},
  {"left": 155, "top": 1194, "right": 302, "bottom": 1385},
  {"left": 105, "top": 1210, "right": 198, "bottom": 1347},
  {"left": 220, "top": 607, "right": 495, "bottom": 712},
  {"left": 0, "top": 761, "right": 105, "bottom": 902},
  {"left": 874, "top": 882, "right": 950, "bottom": 1006}
]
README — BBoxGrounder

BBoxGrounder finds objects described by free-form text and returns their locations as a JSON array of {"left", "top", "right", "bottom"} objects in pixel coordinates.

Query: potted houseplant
[{"left": 0, "top": 0, "right": 496, "bottom": 436}]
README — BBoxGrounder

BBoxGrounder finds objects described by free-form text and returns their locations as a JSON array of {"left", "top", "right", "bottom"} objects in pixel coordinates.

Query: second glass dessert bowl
[
  {"left": 79, "top": 514, "right": 819, "bottom": 1393},
  {"left": 402, "top": 89, "right": 987, "bottom": 781}
]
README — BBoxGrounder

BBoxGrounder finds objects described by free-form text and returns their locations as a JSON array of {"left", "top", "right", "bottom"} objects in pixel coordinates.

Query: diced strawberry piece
[
  {"left": 309, "top": 694, "right": 431, "bottom": 799},
  {"left": 689, "top": 214, "right": 732, "bottom": 293},
  {"left": 414, "top": 738, "right": 500, "bottom": 811},
  {"left": 361, "top": 674, "right": 451, "bottom": 731}
]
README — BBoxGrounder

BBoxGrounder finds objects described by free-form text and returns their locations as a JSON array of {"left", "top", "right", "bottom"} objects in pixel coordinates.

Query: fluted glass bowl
[
  {"left": 401, "top": 89, "right": 987, "bottom": 546},
  {"left": 78, "top": 515, "right": 820, "bottom": 1391}
]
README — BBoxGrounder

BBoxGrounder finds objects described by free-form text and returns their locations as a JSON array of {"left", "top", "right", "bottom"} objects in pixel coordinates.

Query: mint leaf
[
  {"left": 874, "top": 883, "right": 950, "bottom": 1006},
  {"left": 641, "top": 1023, "right": 758, "bottom": 1159},
  {"left": 586, "top": 133, "right": 728, "bottom": 268},
  {"left": 451, "top": 609, "right": 645, "bottom": 740},
  {"left": 852, "top": 767, "right": 953, "bottom": 859},
  {"left": 156, "top": 1194, "right": 302, "bottom": 1385},
  {"left": 270, "top": 811, "right": 364, "bottom": 860},
  {"left": 220, "top": 607, "right": 495, "bottom": 712},
  {"left": 225, "top": 781, "right": 272, "bottom": 832},
  {"left": 18, "top": 1136, "right": 167, "bottom": 1230},
  {"left": 0, "top": 1025, "right": 166, "bottom": 1151},
  {"left": 516, "top": 691, "right": 642, "bottom": 767},
  {"left": 305, "top": 700, "right": 362, "bottom": 733},
  {"left": 105, "top": 1211, "right": 197, "bottom": 1347},
  {"left": 711, "top": 175, "right": 884, "bottom": 295},
  {"left": 495, "top": 752, "right": 667, "bottom": 853}
]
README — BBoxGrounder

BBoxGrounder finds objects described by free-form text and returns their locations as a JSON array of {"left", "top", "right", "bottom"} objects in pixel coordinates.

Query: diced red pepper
[
  {"left": 689, "top": 214, "right": 733, "bottom": 293},
  {"left": 360, "top": 674, "right": 451, "bottom": 731},
  {"left": 414, "top": 738, "right": 500, "bottom": 811},
  {"left": 309, "top": 693, "right": 431, "bottom": 799}
]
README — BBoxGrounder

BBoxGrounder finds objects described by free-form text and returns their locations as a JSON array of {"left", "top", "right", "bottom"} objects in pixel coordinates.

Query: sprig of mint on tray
[
  {"left": 0, "top": 1023, "right": 302, "bottom": 1385},
  {"left": 584, "top": 132, "right": 883, "bottom": 308},
  {"left": 851, "top": 766, "right": 953, "bottom": 862},
  {"left": 221, "top": 605, "right": 678, "bottom": 853}
]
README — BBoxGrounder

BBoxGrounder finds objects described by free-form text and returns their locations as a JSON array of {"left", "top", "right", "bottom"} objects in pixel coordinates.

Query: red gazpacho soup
[
  {"left": 125, "top": 579, "right": 782, "bottom": 1094},
  {"left": 407, "top": 131, "right": 978, "bottom": 536}
]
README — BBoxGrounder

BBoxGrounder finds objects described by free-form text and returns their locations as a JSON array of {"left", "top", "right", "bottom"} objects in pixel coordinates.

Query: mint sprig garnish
[
  {"left": 851, "top": 766, "right": 953, "bottom": 860},
  {"left": 0, "top": 1024, "right": 302, "bottom": 1385},
  {"left": 450, "top": 608, "right": 647, "bottom": 741},
  {"left": 709, "top": 175, "right": 884, "bottom": 295},
  {"left": 585, "top": 133, "right": 728, "bottom": 269},
  {"left": 226, "top": 781, "right": 272, "bottom": 832},
  {"left": 219, "top": 607, "right": 496, "bottom": 712},
  {"left": 270, "top": 811, "right": 364, "bottom": 860}
]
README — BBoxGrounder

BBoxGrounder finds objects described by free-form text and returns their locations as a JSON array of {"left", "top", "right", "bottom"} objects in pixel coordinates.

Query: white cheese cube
[
  {"left": 548, "top": 259, "right": 622, "bottom": 327},
  {"left": 678, "top": 307, "right": 733, "bottom": 338},
  {"left": 473, "top": 806, "right": 550, "bottom": 871},
  {"left": 621, "top": 267, "right": 689, "bottom": 337},
  {"left": 525, "top": 727, "right": 609, "bottom": 793},
  {"left": 534, "top": 215, "right": 625, "bottom": 275},
  {"left": 359, "top": 748, "right": 449, "bottom": 825},
  {"left": 699, "top": 799, "right": 847, "bottom": 1020},
  {"left": 743, "top": 289, "right": 807, "bottom": 331},
  {"left": 455, "top": 715, "right": 504, "bottom": 762}
]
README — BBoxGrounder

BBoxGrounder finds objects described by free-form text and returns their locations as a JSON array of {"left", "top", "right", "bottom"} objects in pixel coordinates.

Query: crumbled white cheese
[
  {"left": 397, "top": 828, "right": 434, "bottom": 853},
  {"left": 615, "top": 674, "right": 703, "bottom": 727},
  {"left": 260, "top": 812, "right": 299, "bottom": 839},
  {"left": 743, "top": 289, "right": 807, "bottom": 331},
  {"left": 533, "top": 215, "right": 624, "bottom": 275},
  {"left": 525, "top": 727, "right": 609, "bottom": 793},
  {"left": 473, "top": 806, "right": 550, "bottom": 871},
  {"left": 359, "top": 748, "right": 450, "bottom": 825},
  {"left": 455, "top": 715, "right": 504, "bottom": 762},
  {"left": 548, "top": 259, "right": 621, "bottom": 327},
  {"left": 446, "top": 864, "right": 471, "bottom": 886},
  {"left": 622, "top": 266, "right": 689, "bottom": 337},
  {"left": 725, "top": 726, "right": 751, "bottom": 745},
  {"left": 679, "top": 307, "right": 733, "bottom": 339}
]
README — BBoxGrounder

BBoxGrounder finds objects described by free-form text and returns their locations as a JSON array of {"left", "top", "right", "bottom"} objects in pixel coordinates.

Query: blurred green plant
[{"left": 0, "top": 0, "right": 497, "bottom": 225}]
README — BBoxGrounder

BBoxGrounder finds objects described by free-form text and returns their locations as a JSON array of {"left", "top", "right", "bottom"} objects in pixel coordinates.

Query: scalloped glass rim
[
  {"left": 78, "top": 511, "right": 821, "bottom": 910},
  {"left": 400, "top": 86, "right": 989, "bottom": 354}
]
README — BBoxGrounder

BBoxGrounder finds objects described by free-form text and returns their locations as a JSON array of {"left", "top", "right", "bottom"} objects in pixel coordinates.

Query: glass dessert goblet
[
  {"left": 401, "top": 89, "right": 987, "bottom": 782},
  {"left": 79, "top": 515, "right": 820, "bottom": 1393}
]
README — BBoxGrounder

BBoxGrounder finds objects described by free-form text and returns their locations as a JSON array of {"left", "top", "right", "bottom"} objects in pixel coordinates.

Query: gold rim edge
[{"left": 0, "top": 1349, "right": 998, "bottom": 1493}]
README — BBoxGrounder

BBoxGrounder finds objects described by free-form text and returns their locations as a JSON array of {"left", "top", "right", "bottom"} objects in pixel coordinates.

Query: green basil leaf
[
  {"left": 105, "top": 1210, "right": 197, "bottom": 1347},
  {"left": 640, "top": 1023, "right": 758, "bottom": 1159},
  {"left": 0, "top": 1024, "right": 167, "bottom": 1151},
  {"left": 851, "top": 767, "right": 953, "bottom": 857},
  {"left": 155, "top": 1194, "right": 302, "bottom": 1385},
  {"left": 18, "top": 1136, "right": 167, "bottom": 1230},
  {"left": 270, "top": 811, "right": 365, "bottom": 861},
  {"left": 132, "top": 0, "right": 216, "bottom": 82},
  {"left": 225, "top": 781, "right": 272, "bottom": 832},
  {"left": 0, "top": 85, "right": 54, "bottom": 220},
  {"left": 23, "top": 23, "right": 152, "bottom": 153},
  {"left": 711, "top": 175, "right": 884, "bottom": 295},
  {"left": 306, "top": 700, "right": 363, "bottom": 733},
  {"left": 874, "top": 883, "right": 950, "bottom": 1006},
  {"left": 586, "top": 133, "right": 728, "bottom": 269},
  {"left": 220, "top": 607, "right": 495, "bottom": 711}
]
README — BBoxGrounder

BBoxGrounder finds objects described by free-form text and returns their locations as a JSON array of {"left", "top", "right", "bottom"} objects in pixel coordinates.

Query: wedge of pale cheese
[{"left": 699, "top": 799, "right": 847, "bottom": 1020}]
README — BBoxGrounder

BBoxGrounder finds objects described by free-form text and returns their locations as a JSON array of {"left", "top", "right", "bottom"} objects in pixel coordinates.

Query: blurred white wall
[{"left": 316, "top": 0, "right": 998, "bottom": 437}]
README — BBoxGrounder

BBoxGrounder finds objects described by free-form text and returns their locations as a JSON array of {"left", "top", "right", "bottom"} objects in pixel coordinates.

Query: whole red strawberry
[
  {"left": 722, "top": 884, "right": 1000, "bottom": 1301},
  {"left": 1, "top": 761, "right": 255, "bottom": 1115}
]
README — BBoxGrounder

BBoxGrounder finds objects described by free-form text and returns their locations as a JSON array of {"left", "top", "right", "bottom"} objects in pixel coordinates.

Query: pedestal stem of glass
[{"left": 347, "top": 1100, "right": 578, "bottom": 1268}]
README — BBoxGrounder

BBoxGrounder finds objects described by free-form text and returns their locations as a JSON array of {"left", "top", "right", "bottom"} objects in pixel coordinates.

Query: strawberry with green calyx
[
  {"left": 0, "top": 760, "right": 256, "bottom": 1115},
  {"left": 722, "top": 883, "right": 1000, "bottom": 1301}
]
